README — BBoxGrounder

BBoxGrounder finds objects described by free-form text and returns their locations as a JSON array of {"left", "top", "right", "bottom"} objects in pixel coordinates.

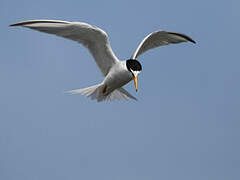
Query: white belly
[{"left": 103, "top": 61, "right": 133, "bottom": 94}]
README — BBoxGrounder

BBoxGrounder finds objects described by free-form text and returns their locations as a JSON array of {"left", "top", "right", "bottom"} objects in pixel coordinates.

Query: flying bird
[{"left": 10, "top": 20, "right": 195, "bottom": 102}]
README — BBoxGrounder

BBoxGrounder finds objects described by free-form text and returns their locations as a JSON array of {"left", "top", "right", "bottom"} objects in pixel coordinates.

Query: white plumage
[{"left": 10, "top": 19, "right": 195, "bottom": 102}]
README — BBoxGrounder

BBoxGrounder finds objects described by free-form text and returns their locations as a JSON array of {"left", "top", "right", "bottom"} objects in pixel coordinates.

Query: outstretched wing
[
  {"left": 131, "top": 31, "right": 196, "bottom": 59},
  {"left": 10, "top": 20, "right": 119, "bottom": 76}
]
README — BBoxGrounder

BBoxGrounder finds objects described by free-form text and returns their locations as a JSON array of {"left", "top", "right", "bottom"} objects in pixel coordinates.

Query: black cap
[{"left": 126, "top": 59, "right": 142, "bottom": 72}]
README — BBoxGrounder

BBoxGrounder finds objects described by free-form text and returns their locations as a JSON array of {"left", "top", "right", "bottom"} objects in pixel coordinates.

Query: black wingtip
[
  {"left": 9, "top": 22, "right": 27, "bottom": 27},
  {"left": 190, "top": 39, "right": 196, "bottom": 44},
  {"left": 9, "top": 22, "right": 28, "bottom": 27},
  {"left": 9, "top": 24, "right": 16, "bottom": 27},
  {"left": 9, "top": 20, "right": 69, "bottom": 27},
  {"left": 168, "top": 32, "right": 196, "bottom": 44}
]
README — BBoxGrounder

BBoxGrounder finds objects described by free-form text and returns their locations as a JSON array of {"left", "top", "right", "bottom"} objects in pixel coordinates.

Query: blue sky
[{"left": 1, "top": 0, "right": 240, "bottom": 179}]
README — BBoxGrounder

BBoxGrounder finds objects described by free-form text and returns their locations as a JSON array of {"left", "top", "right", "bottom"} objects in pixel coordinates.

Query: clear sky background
[{"left": 1, "top": 0, "right": 240, "bottom": 180}]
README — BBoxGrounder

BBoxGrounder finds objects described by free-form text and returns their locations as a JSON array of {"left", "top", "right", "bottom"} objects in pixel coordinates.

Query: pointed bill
[
  {"left": 131, "top": 70, "right": 140, "bottom": 92},
  {"left": 133, "top": 76, "right": 138, "bottom": 92}
]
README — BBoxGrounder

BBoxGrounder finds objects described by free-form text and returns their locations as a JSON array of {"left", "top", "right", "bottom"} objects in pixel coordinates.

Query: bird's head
[{"left": 126, "top": 59, "right": 142, "bottom": 92}]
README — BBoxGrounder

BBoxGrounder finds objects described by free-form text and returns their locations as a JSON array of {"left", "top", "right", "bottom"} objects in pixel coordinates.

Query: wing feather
[
  {"left": 10, "top": 20, "right": 118, "bottom": 76},
  {"left": 131, "top": 31, "right": 195, "bottom": 59}
]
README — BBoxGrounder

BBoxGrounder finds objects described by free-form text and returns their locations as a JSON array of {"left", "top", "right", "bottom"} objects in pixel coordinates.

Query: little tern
[{"left": 10, "top": 20, "right": 195, "bottom": 102}]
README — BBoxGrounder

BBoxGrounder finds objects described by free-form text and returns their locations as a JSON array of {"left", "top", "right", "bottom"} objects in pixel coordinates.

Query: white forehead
[{"left": 131, "top": 70, "right": 141, "bottom": 77}]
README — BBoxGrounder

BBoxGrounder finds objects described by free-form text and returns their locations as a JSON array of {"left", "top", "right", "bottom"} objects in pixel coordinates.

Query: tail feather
[
  {"left": 66, "top": 84, "right": 137, "bottom": 102},
  {"left": 118, "top": 87, "right": 138, "bottom": 101}
]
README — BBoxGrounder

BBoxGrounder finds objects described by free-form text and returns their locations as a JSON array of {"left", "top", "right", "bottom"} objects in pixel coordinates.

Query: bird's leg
[{"left": 102, "top": 85, "right": 107, "bottom": 94}]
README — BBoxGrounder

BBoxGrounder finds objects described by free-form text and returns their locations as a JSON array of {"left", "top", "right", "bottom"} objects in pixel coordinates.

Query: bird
[{"left": 10, "top": 19, "right": 195, "bottom": 102}]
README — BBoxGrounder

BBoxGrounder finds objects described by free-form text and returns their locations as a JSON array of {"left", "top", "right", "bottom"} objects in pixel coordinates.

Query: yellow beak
[{"left": 133, "top": 76, "right": 138, "bottom": 92}]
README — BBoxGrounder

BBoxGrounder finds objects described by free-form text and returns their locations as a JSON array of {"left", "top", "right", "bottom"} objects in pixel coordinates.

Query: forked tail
[{"left": 66, "top": 83, "right": 137, "bottom": 102}]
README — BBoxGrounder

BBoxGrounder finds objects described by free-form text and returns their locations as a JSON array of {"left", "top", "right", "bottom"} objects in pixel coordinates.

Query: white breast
[{"left": 103, "top": 61, "right": 133, "bottom": 93}]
